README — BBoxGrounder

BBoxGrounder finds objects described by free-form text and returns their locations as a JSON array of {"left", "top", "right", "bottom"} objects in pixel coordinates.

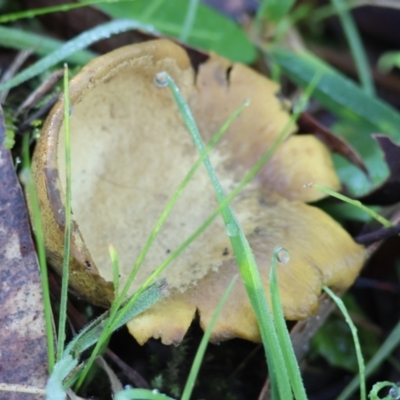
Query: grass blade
[
  {"left": 21, "top": 136, "right": 55, "bottom": 373},
  {"left": 0, "top": 0, "right": 135, "bottom": 22},
  {"left": 164, "top": 71, "right": 293, "bottom": 400},
  {"left": 338, "top": 319, "right": 400, "bottom": 400},
  {"left": 330, "top": 0, "right": 375, "bottom": 96},
  {"left": 0, "top": 26, "right": 95, "bottom": 65},
  {"left": 267, "top": 46, "right": 400, "bottom": 137},
  {"left": 270, "top": 247, "right": 307, "bottom": 400},
  {"left": 0, "top": 19, "right": 160, "bottom": 93},
  {"left": 181, "top": 276, "right": 238, "bottom": 400},
  {"left": 56, "top": 64, "right": 72, "bottom": 361},
  {"left": 180, "top": 0, "right": 200, "bottom": 42},
  {"left": 324, "top": 286, "right": 366, "bottom": 400}
]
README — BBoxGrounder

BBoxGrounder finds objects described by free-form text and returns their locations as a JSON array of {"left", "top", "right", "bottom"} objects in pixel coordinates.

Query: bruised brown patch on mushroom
[{"left": 30, "top": 39, "right": 365, "bottom": 345}]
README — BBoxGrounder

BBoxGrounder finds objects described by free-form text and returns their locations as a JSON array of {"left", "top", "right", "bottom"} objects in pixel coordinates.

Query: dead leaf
[
  {"left": 30, "top": 39, "right": 365, "bottom": 345},
  {"left": 297, "top": 112, "right": 368, "bottom": 175},
  {"left": 0, "top": 105, "right": 48, "bottom": 399}
]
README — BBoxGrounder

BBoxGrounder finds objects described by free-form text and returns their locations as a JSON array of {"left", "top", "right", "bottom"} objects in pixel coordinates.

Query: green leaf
[
  {"left": 96, "top": 0, "right": 256, "bottom": 63},
  {"left": 267, "top": 46, "right": 400, "bottom": 195}
]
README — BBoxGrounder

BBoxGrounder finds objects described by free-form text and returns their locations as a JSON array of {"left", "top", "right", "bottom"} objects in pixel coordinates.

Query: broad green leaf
[
  {"left": 96, "top": 0, "right": 256, "bottom": 63},
  {"left": 267, "top": 46, "right": 400, "bottom": 195}
]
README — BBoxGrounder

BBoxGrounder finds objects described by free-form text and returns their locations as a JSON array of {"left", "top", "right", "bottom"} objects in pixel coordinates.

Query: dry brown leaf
[
  {"left": 0, "top": 106, "right": 48, "bottom": 399},
  {"left": 31, "top": 39, "right": 365, "bottom": 345}
]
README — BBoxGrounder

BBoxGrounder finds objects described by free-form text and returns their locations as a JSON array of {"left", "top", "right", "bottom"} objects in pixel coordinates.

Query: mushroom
[{"left": 31, "top": 39, "right": 365, "bottom": 345}]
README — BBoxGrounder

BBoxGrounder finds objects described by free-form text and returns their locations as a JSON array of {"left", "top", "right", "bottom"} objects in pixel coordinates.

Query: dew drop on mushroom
[{"left": 276, "top": 247, "right": 290, "bottom": 264}]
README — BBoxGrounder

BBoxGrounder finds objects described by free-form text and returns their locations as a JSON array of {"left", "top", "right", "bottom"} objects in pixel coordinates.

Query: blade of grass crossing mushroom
[
  {"left": 164, "top": 72, "right": 294, "bottom": 400},
  {"left": 309, "top": 183, "right": 393, "bottom": 228},
  {"left": 181, "top": 276, "right": 238, "bottom": 400},
  {"left": 104, "top": 103, "right": 248, "bottom": 335},
  {"left": 323, "top": 286, "right": 366, "bottom": 400},
  {"left": 0, "top": 19, "right": 160, "bottom": 93},
  {"left": 56, "top": 64, "right": 72, "bottom": 362},
  {"left": 330, "top": 0, "right": 375, "bottom": 96},
  {"left": 270, "top": 247, "right": 307, "bottom": 400},
  {"left": 122, "top": 72, "right": 319, "bottom": 325},
  {"left": 21, "top": 135, "right": 55, "bottom": 373},
  {"left": 74, "top": 104, "right": 247, "bottom": 389}
]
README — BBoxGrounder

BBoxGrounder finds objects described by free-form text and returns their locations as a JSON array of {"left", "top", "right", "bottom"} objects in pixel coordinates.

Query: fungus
[{"left": 31, "top": 39, "right": 365, "bottom": 345}]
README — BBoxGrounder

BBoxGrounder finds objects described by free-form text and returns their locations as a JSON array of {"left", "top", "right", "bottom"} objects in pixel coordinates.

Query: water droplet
[
  {"left": 154, "top": 71, "right": 168, "bottom": 87},
  {"left": 276, "top": 247, "right": 290, "bottom": 264},
  {"left": 243, "top": 98, "right": 251, "bottom": 107},
  {"left": 389, "top": 387, "right": 400, "bottom": 399},
  {"left": 152, "top": 389, "right": 160, "bottom": 394},
  {"left": 226, "top": 221, "right": 239, "bottom": 237}
]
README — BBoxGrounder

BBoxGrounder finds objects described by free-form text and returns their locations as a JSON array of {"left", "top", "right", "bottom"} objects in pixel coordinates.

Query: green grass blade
[
  {"left": 323, "top": 286, "right": 366, "bottom": 400},
  {"left": 310, "top": 184, "right": 392, "bottom": 228},
  {"left": 0, "top": 0, "right": 135, "bottom": 22},
  {"left": 180, "top": 0, "right": 199, "bottom": 42},
  {"left": 270, "top": 247, "right": 307, "bottom": 400},
  {"left": 267, "top": 46, "right": 400, "bottom": 137},
  {"left": 56, "top": 64, "right": 72, "bottom": 361},
  {"left": 0, "top": 19, "right": 160, "bottom": 93},
  {"left": 21, "top": 136, "right": 55, "bottom": 373},
  {"left": 330, "top": 0, "right": 375, "bottom": 96},
  {"left": 164, "top": 71, "right": 293, "bottom": 400},
  {"left": 73, "top": 280, "right": 166, "bottom": 388},
  {"left": 338, "top": 319, "right": 400, "bottom": 400},
  {"left": 181, "top": 276, "right": 238, "bottom": 400},
  {"left": 73, "top": 102, "right": 245, "bottom": 389},
  {"left": 0, "top": 26, "right": 95, "bottom": 65},
  {"left": 130, "top": 72, "right": 315, "bottom": 316},
  {"left": 106, "top": 102, "right": 247, "bottom": 335}
]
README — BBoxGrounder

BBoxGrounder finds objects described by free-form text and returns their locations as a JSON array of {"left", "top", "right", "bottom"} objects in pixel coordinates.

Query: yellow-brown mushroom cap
[{"left": 31, "top": 39, "right": 365, "bottom": 345}]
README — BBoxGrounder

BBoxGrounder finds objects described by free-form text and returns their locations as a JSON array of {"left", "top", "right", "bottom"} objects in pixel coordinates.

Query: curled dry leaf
[{"left": 31, "top": 39, "right": 365, "bottom": 345}]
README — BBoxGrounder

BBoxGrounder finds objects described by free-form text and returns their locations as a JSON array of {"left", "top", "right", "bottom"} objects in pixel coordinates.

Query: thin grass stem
[
  {"left": 309, "top": 183, "right": 392, "bottom": 228},
  {"left": 181, "top": 276, "right": 238, "bottom": 400},
  {"left": 323, "top": 286, "right": 366, "bottom": 400},
  {"left": 330, "top": 0, "right": 375, "bottom": 96},
  {"left": 180, "top": 0, "right": 200, "bottom": 42},
  {"left": 56, "top": 64, "right": 72, "bottom": 361},
  {"left": 21, "top": 136, "right": 55, "bottom": 372}
]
